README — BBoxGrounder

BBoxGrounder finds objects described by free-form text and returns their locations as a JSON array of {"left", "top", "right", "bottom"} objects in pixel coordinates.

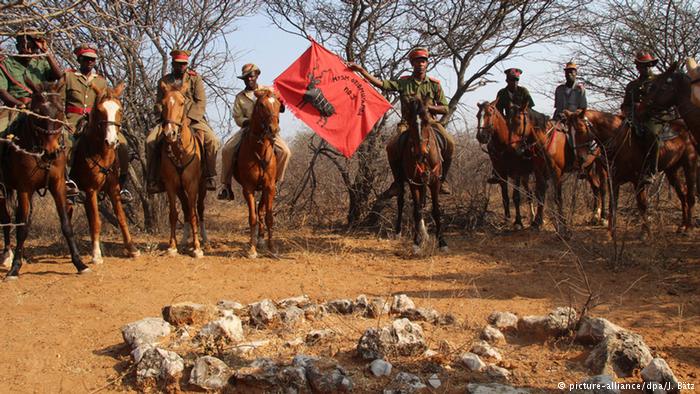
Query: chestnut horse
[
  {"left": 233, "top": 89, "right": 282, "bottom": 258},
  {"left": 509, "top": 106, "right": 572, "bottom": 236},
  {"left": 510, "top": 105, "right": 610, "bottom": 237},
  {"left": 159, "top": 80, "right": 206, "bottom": 258},
  {"left": 565, "top": 109, "right": 697, "bottom": 237},
  {"left": 686, "top": 58, "right": 700, "bottom": 108},
  {"left": 394, "top": 96, "right": 446, "bottom": 253},
  {"left": 476, "top": 100, "right": 536, "bottom": 229},
  {"left": 643, "top": 61, "right": 700, "bottom": 145},
  {"left": 69, "top": 83, "right": 139, "bottom": 264},
  {"left": 0, "top": 80, "right": 88, "bottom": 279}
]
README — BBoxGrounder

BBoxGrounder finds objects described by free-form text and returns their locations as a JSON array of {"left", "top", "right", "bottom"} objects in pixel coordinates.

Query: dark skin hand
[{"left": 347, "top": 58, "right": 448, "bottom": 116}]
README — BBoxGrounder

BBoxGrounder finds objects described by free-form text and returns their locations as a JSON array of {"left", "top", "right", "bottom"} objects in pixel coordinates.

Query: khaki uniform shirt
[
  {"left": 553, "top": 82, "right": 587, "bottom": 119},
  {"left": 154, "top": 69, "right": 207, "bottom": 123},
  {"left": 0, "top": 56, "right": 52, "bottom": 100},
  {"left": 232, "top": 89, "right": 256, "bottom": 128},
  {"left": 62, "top": 69, "right": 107, "bottom": 131},
  {"left": 382, "top": 75, "right": 449, "bottom": 122},
  {"left": 495, "top": 86, "right": 535, "bottom": 119}
]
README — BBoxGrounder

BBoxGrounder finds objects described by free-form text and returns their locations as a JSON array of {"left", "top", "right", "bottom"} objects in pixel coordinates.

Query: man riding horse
[
  {"left": 218, "top": 63, "right": 291, "bottom": 201},
  {"left": 348, "top": 47, "right": 454, "bottom": 196},
  {"left": 553, "top": 61, "right": 595, "bottom": 177},
  {"left": 146, "top": 49, "right": 220, "bottom": 193},
  {"left": 62, "top": 44, "right": 132, "bottom": 202},
  {"left": 485, "top": 68, "right": 537, "bottom": 183},
  {"left": 0, "top": 30, "right": 63, "bottom": 197},
  {"left": 621, "top": 51, "right": 676, "bottom": 186}
]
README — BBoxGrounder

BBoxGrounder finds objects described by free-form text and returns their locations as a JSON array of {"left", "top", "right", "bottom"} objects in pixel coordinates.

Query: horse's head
[
  {"left": 507, "top": 103, "right": 532, "bottom": 149},
  {"left": 252, "top": 88, "right": 282, "bottom": 139},
  {"left": 159, "top": 80, "right": 189, "bottom": 143},
  {"left": 476, "top": 99, "right": 500, "bottom": 144},
  {"left": 90, "top": 83, "right": 124, "bottom": 148},
  {"left": 563, "top": 109, "right": 594, "bottom": 158},
  {"left": 26, "top": 79, "right": 65, "bottom": 152},
  {"left": 643, "top": 61, "right": 688, "bottom": 112}
]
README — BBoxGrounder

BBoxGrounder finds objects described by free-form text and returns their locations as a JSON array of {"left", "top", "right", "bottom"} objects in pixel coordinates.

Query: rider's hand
[
  {"left": 346, "top": 62, "right": 363, "bottom": 73},
  {"left": 33, "top": 37, "right": 48, "bottom": 53}
]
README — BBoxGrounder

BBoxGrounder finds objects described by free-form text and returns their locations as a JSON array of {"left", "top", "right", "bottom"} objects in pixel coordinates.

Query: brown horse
[
  {"left": 394, "top": 96, "right": 446, "bottom": 253},
  {"left": 476, "top": 100, "right": 536, "bottom": 229},
  {"left": 69, "top": 83, "right": 139, "bottom": 264},
  {"left": 643, "top": 61, "right": 700, "bottom": 144},
  {"left": 509, "top": 105, "right": 573, "bottom": 236},
  {"left": 565, "top": 109, "right": 697, "bottom": 237},
  {"left": 159, "top": 80, "right": 206, "bottom": 258},
  {"left": 233, "top": 89, "right": 282, "bottom": 258},
  {"left": 0, "top": 80, "right": 89, "bottom": 279},
  {"left": 510, "top": 105, "right": 610, "bottom": 236}
]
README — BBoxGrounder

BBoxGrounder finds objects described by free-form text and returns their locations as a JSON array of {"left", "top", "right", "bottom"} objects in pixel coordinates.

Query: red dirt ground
[{"left": 0, "top": 200, "right": 698, "bottom": 393}]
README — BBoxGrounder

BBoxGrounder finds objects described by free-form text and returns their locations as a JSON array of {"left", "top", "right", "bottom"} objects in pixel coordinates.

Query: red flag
[{"left": 274, "top": 41, "right": 392, "bottom": 157}]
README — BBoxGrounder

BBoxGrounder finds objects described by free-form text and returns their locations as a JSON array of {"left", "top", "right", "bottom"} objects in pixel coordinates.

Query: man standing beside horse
[
  {"left": 62, "top": 44, "right": 132, "bottom": 202},
  {"left": 218, "top": 63, "right": 291, "bottom": 201},
  {"left": 146, "top": 49, "right": 220, "bottom": 194},
  {"left": 347, "top": 47, "right": 454, "bottom": 196},
  {"left": 621, "top": 51, "right": 676, "bottom": 186},
  {"left": 0, "top": 31, "right": 63, "bottom": 197}
]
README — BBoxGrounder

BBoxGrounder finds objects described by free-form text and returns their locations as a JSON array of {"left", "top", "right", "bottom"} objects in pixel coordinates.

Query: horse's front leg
[
  {"left": 243, "top": 189, "right": 258, "bottom": 258},
  {"left": 166, "top": 189, "right": 179, "bottom": 256},
  {"left": 256, "top": 192, "right": 266, "bottom": 250},
  {"left": 499, "top": 178, "right": 511, "bottom": 224},
  {"left": 554, "top": 178, "right": 570, "bottom": 239},
  {"left": 106, "top": 179, "right": 139, "bottom": 258},
  {"left": 197, "top": 184, "right": 208, "bottom": 247},
  {"left": 608, "top": 182, "right": 620, "bottom": 240},
  {"left": 184, "top": 185, "right": 202, "bottom": 258},
  {"left": 83, "top": 190, "right": 103, "bottom": 264},
  {"left": 665, "top": 170, "right": 689, "bottom": 234},
  {"left": 395, "top": 181, "right": 404, "bottom": 238},
  {"left": 50, "top": 180, "right": 89, "bottom": 275},
  {"left": 265, "top": 184, "right": 276, "bottom": 255},
  {"left": 512, "top": 176, "right": 523, "bottom": 230},
  {"left": 634, "top": 183, "right": 651, "bottom": 240},
  {"left": 432, "top": 181, "right": 447, "bottom": 251},
  {"left": 0, "top": 194, "right": 13, "bottom": 268},
  {"left": 6, "top": 191, "right": 31, "bottom": 279},
  {"left": 532, "top": 171, "right": 547, "bottom": 229},
  {"left": 410, "top": 185, "right": 425, "bottom": 253}
]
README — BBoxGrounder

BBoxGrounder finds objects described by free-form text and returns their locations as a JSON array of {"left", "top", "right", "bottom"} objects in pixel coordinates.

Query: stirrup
[
  {"left": 66, "top": 179, "right": 79, "bottom": 197},
  {"left": 120, "top": 189, "right": 133, "bottom": 203}
]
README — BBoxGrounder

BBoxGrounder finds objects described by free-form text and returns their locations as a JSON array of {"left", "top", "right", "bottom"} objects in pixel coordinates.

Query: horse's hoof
[
  {"left": 129, "top": 249, "right": 141, "bottom": 258},
  {"left": 513, "top": 223, "right": 524, "bottom": 231},
  {"left": 91, "top": 257, "right": 104, "bottom": 265},
  {"left": 412, "top": 244, "right": 421, "bottom": 254},
  {"left": 192, "top": 249, "right": 204, "bottom": 259},
  {"left": 4, "top": 275, "right": 18, "bottom": 281},
  {"left": 1, "top": 250, "right": 13, "bottom": 268},
  {"left": 600, "top": 219, "right": 609, "bottom": 227},
  {"left": 79, "top": 268, "right": 92, "bottom": 275},
  {"left": 439, "top": 246, "right": 449, "bottom": 253},
  {"left": 257, "top": 238, "right": 265, "bottom": 249},
  {"left": 167, "top": 248, "right": 178, "bottom": 257},
  {"left": 639, "top": 232, "right": 649, "bottom": 241},
  {"left": 247, "top": 250, "right": 258, "bottom": 259}
]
